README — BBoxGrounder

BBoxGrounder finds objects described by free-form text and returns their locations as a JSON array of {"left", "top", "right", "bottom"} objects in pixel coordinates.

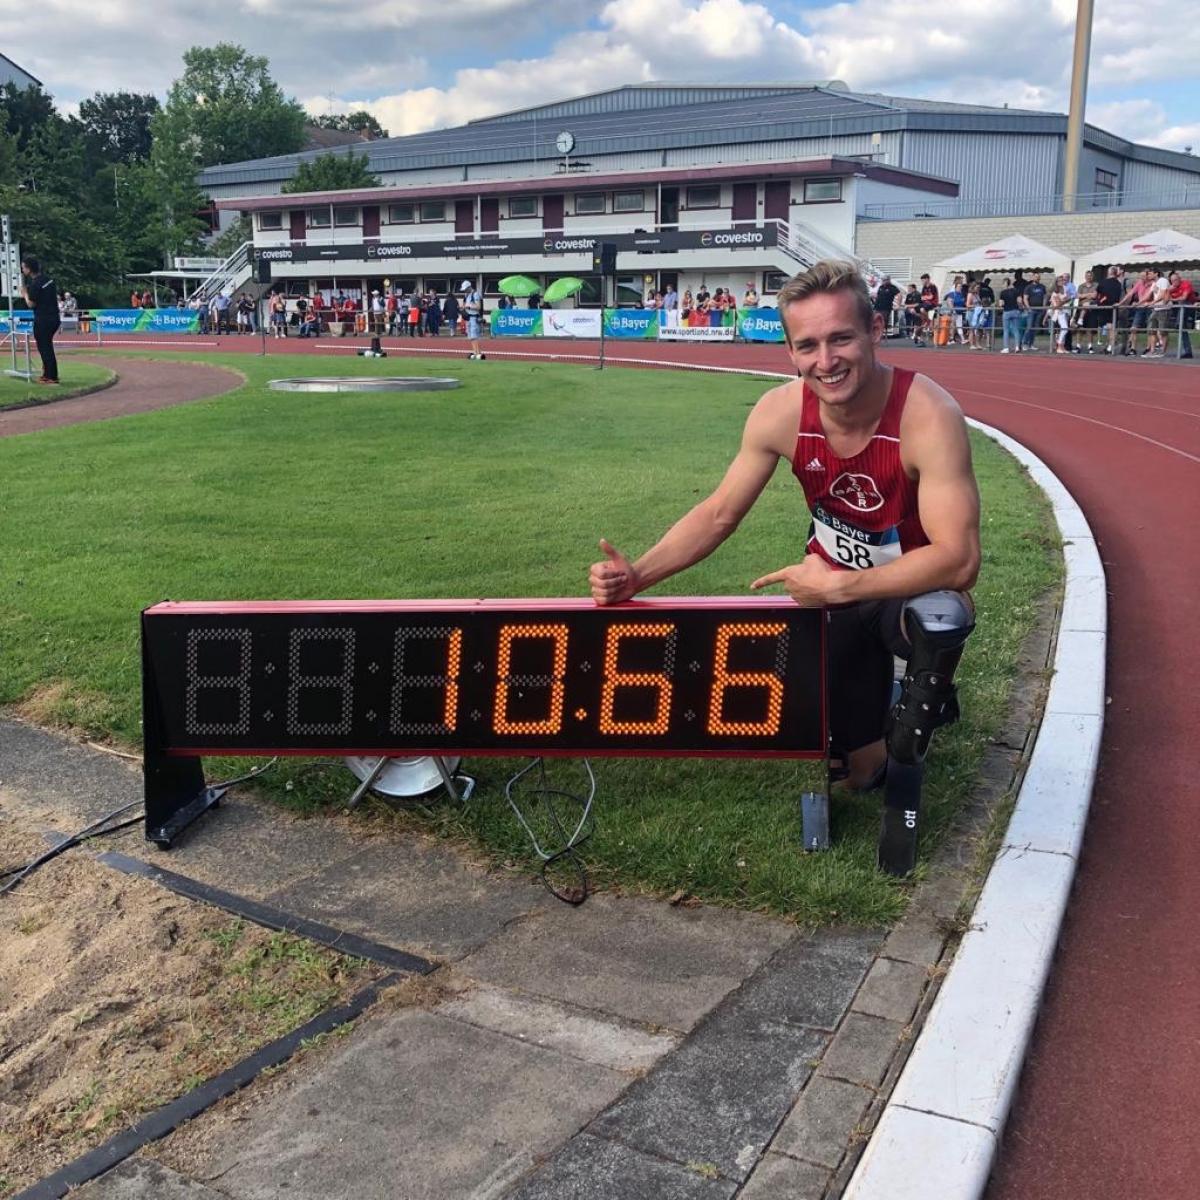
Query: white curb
[{"left": 843, "top": 418, "right": 1107, "bottom": 1199}]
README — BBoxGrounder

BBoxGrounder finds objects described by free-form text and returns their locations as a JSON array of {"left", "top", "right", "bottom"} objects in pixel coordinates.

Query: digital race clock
[{"left": 141, "top": 597, "right": 825, "bottom": 845}]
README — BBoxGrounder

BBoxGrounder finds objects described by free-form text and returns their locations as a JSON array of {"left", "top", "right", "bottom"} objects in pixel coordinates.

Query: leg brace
[{"left": 878, "top": 590, "right": 975, "bottom": 877}]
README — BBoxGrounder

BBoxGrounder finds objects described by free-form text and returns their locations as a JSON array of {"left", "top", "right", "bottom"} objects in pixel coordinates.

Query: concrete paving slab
[
  {"left": 880, "top": 910, "right": 947, "bottom": 968},
  {"left": 457, "top": 892, "right": 795, "bottom": 1032},
  {"left": 72, "top": 1159, "right": 230, "bottom": 1199},
  {"left": 181, "top": 1008, "right": 626, "bottom": 1200},
  {"left": 850, "top": 957, "right": 928, "bottom": 1024},
  {"left": 817, "top": 1013, "right": 905, "bottom": 1089},
  {"left": 507, "top": 1132, "right": 737, "bottom": 1200},
  {"left": 265, "top": 839, "right": 547, "bottom": 960},
  {"left": 771, "top": 1075, "right": 873, "bottom": 1169},
  {"left": 736, "top": 1151, "right": 830, "bottom": 1199},
  {"left": 438, "top": 982, "right": 678, "bottom": 1073},
  {"left": 590, "top": 1005, "right": 828, "bottom": 1182},
  {"left": 721, "top": 931, "right": 882, "bottom": 1032}
]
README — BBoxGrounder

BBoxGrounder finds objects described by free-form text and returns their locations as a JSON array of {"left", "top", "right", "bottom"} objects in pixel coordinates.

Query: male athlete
[{"left": 589, "top": 261, "right": 980, "bottom": 866}]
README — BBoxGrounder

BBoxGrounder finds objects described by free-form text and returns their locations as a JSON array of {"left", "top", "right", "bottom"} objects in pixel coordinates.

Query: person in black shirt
[
  {"left": 1021, "top": 274, "right": 1047, "bottom": 349},
  {"left": 873, "top": 276, "right": 900, "bottom": 333},
  {"left": 998, "top": 277, "right": 1022, "bottom": 354},
  {"left": 19, "top": 255, "right": 60, "bottom": 384},
  {"left": 1094, "top": 266, "right": 1124, "bottom": 354}
]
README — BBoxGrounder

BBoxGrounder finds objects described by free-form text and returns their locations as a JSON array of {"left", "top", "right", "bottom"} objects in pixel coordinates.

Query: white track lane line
[{"left": 954, "top": 386, "right": 1200, "bottom": 465}]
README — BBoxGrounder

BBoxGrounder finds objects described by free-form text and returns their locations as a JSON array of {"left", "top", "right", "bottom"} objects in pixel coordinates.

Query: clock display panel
[{"left": 143, "top": 598, "right": 825, "bottom": 758}]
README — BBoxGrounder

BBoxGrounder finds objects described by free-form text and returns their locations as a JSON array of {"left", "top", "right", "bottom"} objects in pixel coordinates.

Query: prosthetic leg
[{"left": 877, "top": 591, "right": 975, "bottom": 876}]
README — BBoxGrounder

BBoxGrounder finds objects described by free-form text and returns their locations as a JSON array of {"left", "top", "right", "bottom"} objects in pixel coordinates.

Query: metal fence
[{"left": 861, "top": 188, "right": 1200, "bottom": 222}]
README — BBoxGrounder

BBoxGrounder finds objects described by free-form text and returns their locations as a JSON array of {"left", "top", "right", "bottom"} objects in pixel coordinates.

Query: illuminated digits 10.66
[
  {"left": 390, "top": 626, "right": 463, "bottom": 735},
  {"left": 185, "top": 628, "right": 252, "bottom": 736},
  {"left": 494, "top": 624, "right": 568, "bottom": 734},
  {"left": 707, "top": 623, "right": 788, "bottom": 735},
  {"left": 599, "top": 623, "right": 678, "bottom": 734},
  {"left": 286, "top": 628, "right": 356, "bottom": 735}
]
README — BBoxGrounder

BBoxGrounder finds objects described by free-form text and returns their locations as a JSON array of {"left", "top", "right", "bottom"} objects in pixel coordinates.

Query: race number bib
[{"left": 811, "top": 504, "right": 901, "bottom": 571}]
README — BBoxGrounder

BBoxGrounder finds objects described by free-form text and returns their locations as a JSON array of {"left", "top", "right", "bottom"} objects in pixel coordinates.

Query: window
[
  {"left": 258, "top": 211, "right": 283, "bottom": 231},
  {"left": 575, "top": 193, "right": 606, "bottom": 215},
  {"left": 482, "top": 275, "right": 507, "bottom": 295},
  {"left": 334, "top": 207, "right": 360, "bottom": 226},
  {"left": 387, "top": 203, "right": 415, "bottom": 223},
  {"left": 616, "top": 276, "right": 643, "bottom": 307},
  {"left": 508, "top": 196, "right": 538, "bottom": 218},
  {"left": 614, "top": 190, "right": 644, "bottom": 213},
  {"left": 419, "top": 201, "right": 446, "bottom": 222},
  {"left": 762, "top": 271, "right": 789, "bottom": 294},
  {"left": 424, "top": 278, "right": 450, "bottom": 295},
  {"left": 1095, "top": 168, "right": 1118, "bottom": 192},
  {"left": 307, "top": 208, "right": 331, "bottom": 228},
  {"left": 803, "top": 179, "right": 842, "bottom": 203},
  {"left": 685, "top": 185, "right": 721, "bottom": 209}
]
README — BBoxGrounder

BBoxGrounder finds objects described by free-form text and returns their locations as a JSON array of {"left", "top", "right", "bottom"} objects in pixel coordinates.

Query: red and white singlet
[{"left": 791, "top": 367, "right": 930, "bottom": 571}]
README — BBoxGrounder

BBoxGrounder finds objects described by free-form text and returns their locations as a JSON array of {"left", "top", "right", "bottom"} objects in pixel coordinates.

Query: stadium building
[{"left": 200, "top": 82, "right": 1200, "bottom": 305}]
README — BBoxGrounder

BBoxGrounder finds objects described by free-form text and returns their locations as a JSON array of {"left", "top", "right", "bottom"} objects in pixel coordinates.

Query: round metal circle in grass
[{"left": 268, "top": 376, "right": 462, "bottom": 393}]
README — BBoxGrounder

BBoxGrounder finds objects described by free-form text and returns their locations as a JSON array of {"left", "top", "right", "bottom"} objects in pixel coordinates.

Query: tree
[
  {"left": 313, "top": 111, "right": 388, "bottom": 140},
  {"left": 282, "top": 149, "right": 380, "bottom": 194},
  {"left": 78, "top": 92, "right": 159, "bottom": 165},
  {"left": 157, "top": 44, "right": 307, "bottom": 168},
  {"left": 0, "top": 83, "right": 56, "bottom": 151}
]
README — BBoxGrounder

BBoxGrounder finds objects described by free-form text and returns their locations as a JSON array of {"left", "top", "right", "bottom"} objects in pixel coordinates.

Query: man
[
  {"left": 873, "top": 275, "right": 900, "bottom": 334},
  {"left": 1147, "top": 269, "right": 1172, "bottom": 357},
  {"left": 918, "top": 273, "right": 939, "bottom": 337},
  {"left": 1093, "top": 266, "right": 1123, "bottom": 354},
  {"left": 742, "top": 280, "right": 759, "bottom": 309},
  {"left": 463, "top": 281, "right": 485, "bottom": 360},
  {"left": 1021, "top": 273, "right": 1047, "bottom": 350},
  {"left": 1167, "top": 270, "right": 1195, "bottom": 358},
  {"left": 589, "top": 260, "right": 979, "bottom": 829},
  {"left": 997, "top": 277, "right": 1022, "bottom": 354},
  {"left": 945, "top": 277, "right": 966, "bottom": 344},
  {"left": 19, "top": 255, "right": 60, "bottom": 384},
  {"left": 1123, "top": 269, "right": 1155, "bottom": 356},
  {"left": 442, "top": 290, "right": 460, "bottom": 337},
  {"left": 901, "top": 283, "right": 923, "bottom": 345}
]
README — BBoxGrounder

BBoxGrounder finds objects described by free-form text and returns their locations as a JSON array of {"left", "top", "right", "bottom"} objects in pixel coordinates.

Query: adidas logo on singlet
[{"left": 804, "top": 457, "right": 825, "bottom": 471}]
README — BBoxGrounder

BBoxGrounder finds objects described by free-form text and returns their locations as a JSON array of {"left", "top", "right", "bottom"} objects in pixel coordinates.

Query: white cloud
[{"left": 4, "top": 0, "right": 1197, "bottom": 150}]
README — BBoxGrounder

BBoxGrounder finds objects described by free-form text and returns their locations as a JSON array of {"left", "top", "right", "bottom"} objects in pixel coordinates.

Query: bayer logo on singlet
[{"left": 830, "top": 472, "right": 885, "bottom": 513}]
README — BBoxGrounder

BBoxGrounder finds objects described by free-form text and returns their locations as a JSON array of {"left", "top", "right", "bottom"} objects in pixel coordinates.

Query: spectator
[
  {"left": 339, "top": 292, "right": 357, "bottom": 332},
  {"left": 19, "top": 254, "right": 60, "bottom": 384},
  {"left": 999, "top": 277, "right": 1022, "bottom": 354},
  {"left": 130, "top": 288, "right": 142, "bottom": 309},
  {"left": 1125, "top": 269, "right": 1155, "bottom": 356},
  {"left": 426, "top": 292, "right": 442, "bottom": 337},
  {"left": 1048, "top": 281, "right": 1070, "bottom": 354},
  {"left": 680, "top": 288, "right": 693, "bottom": 322},
  {"left": 1021, "top": 273, "right": 1047, "bottom": 350},
  {"left": 695, "top": 283, "right": 710, "bottom": 309},
  {"left": 873, "top": 275, "right": 900, "bottom": 333},
  {"left": 462, "top": 281, "right": 485, "bottom": 360},
  {"left": 946, "top": 276, "right": 967, "bottom": 344},
  {"left": 1167, "top": 270, "right": 1195, "bottom": 359},
  {"left": 213, "top": 291, "right": 232, "bottom": 334},
  {"left": 195, "top": 295, "right": 211, "bottom": 335},
  {"left": 964, "top": 282, "right": 983, "bottom": 349},
  {"left": 742, "top": 280, "right": 758, "bottom": 308},
  {"left": 902, "top": 283, "right": 924, "bottom": 345},
  {"left": 141, "top": 290, "right": 155, "bottom": 309},
  {"left": 1095, "top": 266, "right": 1123, "bottom": 354},
  {"left": 919, "top": 273, "right": 939, "bottom": 336},
  {"left": 977, "top": 277, "right": 995, "bottom": 347},
  {"left": 60, "top": 291, "right": 77, "bottom": 316},
  {"left": 1147, "top": 268, "right": 1172, "bottom": 357},
  {"left": 235, "top": 292, "right": 255, "bottom": 334},
  {"left": 407, "top": 293, "right": 421, "bottom": 337},
  {"left": 663, "top": 282, "right": 679, "bottom": 311},
  {"left": 269, "top": 291, "right": 287, "bottom": 338},
  {"left": 442, "top": 290, "right": 460, "bottom": 337},
  {"left": 1074, "top": 270, "right": 1098, "bottom": 353}
]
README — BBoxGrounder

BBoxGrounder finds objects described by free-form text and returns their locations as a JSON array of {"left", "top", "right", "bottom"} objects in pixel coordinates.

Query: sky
[{"left": 3, "top": 0, "right": 1198, "bottom": 154}]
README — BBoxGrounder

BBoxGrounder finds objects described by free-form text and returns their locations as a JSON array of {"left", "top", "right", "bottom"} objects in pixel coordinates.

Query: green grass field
[
  {"left": 0, "top": 351, "right": 1060, "bottom": 923},
  {"left": 0, "top": 360, "right": 115, "bottom": 410}
]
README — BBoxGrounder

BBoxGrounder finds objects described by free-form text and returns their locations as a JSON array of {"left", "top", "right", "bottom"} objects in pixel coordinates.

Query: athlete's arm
[{"left": 590, "top": 388, "right": 791, "bottom": 604}]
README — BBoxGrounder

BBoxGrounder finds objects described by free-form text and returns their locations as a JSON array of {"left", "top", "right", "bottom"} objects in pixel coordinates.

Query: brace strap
[{"left": 890, "top": 675, "right": 960, "bottom": 732}]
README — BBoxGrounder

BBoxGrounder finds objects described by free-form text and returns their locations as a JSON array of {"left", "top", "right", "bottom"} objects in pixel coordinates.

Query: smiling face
[{"left": 782, "top": 288, "right": 883, "bottom": 409}]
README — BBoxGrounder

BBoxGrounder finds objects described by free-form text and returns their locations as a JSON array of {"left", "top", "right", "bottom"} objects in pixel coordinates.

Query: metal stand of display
[{"left": 2, "top": 214, "right": 33, "bottom": 381}]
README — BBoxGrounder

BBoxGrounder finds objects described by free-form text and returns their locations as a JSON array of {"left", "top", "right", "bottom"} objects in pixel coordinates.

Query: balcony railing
[{"left": 860, "top": 188, "right": 1200, "bottom": 222}]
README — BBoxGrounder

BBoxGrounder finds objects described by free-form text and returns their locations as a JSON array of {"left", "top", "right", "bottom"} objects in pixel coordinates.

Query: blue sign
[
  {"left": 738, "top": 307, "right": 786, "bottom": 343},
  {"left": 491, "top": 310, "right": 543, "bottom": 337},
  {"left": 602, "top": 309, "right": 659, "bottom": 339}
]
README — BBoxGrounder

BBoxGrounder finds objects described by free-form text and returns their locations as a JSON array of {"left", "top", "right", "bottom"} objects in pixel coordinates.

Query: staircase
[
  {"left": 193, "top": 241, "right": 255, "bottom": 303},
  {"left": 774, "top": 220, "right": 890, "bottom": 284}
]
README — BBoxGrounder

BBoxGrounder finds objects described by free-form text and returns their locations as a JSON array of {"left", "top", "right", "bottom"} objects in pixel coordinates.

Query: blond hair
[{"left": 776, "top": 260, "right": 874, "bottom": 342}]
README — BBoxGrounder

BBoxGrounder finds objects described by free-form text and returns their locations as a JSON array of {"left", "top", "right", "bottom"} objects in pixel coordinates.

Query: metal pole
[{"left": 1062, "top": 0, "right": 1095, "bottom": 213}]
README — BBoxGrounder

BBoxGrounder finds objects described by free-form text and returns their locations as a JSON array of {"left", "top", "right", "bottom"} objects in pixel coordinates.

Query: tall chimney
[{"left": 1062, "top": 0, "right": 1095, "bottom": 213}]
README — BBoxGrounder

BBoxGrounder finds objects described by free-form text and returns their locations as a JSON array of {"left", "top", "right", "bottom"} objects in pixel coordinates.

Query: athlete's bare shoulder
[
  {"left": 899, "top": 372, "right": 973, "bottom": 473},
  {"left": 745, "top": 378, "right": 804, "bottom": 458}
]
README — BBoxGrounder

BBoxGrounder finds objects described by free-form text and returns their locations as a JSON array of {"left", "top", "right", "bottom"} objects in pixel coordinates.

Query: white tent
[
  {"left": 933, "top": 234, "right": 1072, "bottom": 288},
  {"left": 1076, "top": 228, "right": 1200, "bottom": 278}
]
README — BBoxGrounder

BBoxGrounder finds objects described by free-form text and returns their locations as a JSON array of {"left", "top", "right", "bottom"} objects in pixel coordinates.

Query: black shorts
[
  {"left": 825, "top": 599, "right": 911, "bottom": 753},
  {"left": 1131, "top": 307, "right": 1149, "bottom": 329}
]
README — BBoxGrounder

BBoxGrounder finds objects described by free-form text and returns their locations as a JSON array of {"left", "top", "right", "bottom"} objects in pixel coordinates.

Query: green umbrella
[
  {"left": 497, "top": 275, "right": 542, "bottom": 298},
  {"left": 543, "top": 276, "right": 586, "bottom": 304}
]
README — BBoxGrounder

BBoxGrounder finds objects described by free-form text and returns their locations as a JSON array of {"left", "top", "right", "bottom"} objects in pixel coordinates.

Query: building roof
[
  {"left": 214, "top": 157, "right": 959, "bottom": 212},
  {"left": 198, "top": 82, "right": 1200, "bottom": 190},
  {"left": 0, "top": 52, "right": 42, "bottom": 88}
]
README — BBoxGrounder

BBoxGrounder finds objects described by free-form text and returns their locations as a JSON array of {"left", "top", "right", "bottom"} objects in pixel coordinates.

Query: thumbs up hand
[{"left": 589, "top": 538, "right": 639, "bottom": 605}]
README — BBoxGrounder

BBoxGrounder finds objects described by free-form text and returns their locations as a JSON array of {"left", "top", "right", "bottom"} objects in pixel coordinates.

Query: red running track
[{"left": 60, "top": 332, "right": 1199, "bottom": 1193}]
